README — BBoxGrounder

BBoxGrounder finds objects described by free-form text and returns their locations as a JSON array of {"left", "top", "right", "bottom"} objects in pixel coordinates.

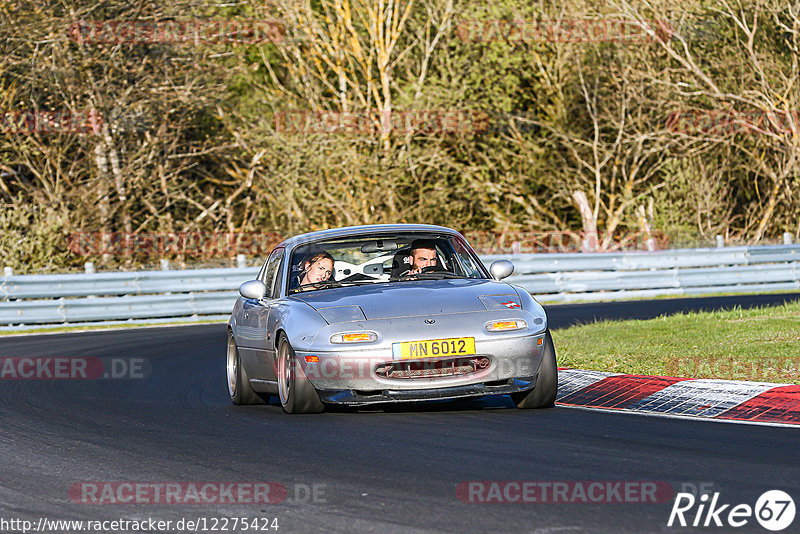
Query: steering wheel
[{"left": 398, "top": 265, "right": 445, "bottom": 280}]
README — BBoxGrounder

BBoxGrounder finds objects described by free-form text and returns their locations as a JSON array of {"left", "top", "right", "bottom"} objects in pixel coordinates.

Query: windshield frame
[{"left": 283, "top": 231, "right": 489, "bottom": 296}]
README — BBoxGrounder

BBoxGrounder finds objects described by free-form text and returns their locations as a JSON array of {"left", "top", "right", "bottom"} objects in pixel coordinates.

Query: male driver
[{"left": 407, "top": 239, "right": 438, "bottom": 274}]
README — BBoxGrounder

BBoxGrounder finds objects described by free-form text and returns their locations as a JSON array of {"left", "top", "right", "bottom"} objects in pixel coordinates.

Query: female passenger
[{"left": 298, "top": 251, "right": 335, "bottom": 288}]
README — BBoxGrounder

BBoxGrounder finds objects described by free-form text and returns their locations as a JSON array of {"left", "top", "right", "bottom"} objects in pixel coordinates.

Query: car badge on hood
[{"left": 424, "top": 318, "right": 435, "bottom": 324}]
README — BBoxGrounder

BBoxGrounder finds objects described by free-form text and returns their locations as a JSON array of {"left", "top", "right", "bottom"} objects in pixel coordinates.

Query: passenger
[{"left": 298, "top": 251, "right": 335, "bottom": 288}]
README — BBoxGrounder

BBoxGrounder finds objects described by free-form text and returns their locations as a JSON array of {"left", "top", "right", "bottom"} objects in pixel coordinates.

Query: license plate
[{"left": 392, "top": 337, "right": 476, "bottom": 360}]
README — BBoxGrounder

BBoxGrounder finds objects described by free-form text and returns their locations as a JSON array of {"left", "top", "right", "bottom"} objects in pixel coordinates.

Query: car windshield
[{"left": 287, "top": 233, "right": 487, "bottom": 294}]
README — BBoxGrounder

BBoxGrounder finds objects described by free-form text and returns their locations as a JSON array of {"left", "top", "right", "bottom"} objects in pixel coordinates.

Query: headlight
[
  {"left": 485, "top": 319, "right": 527, "bottom": 332},
  {"left": 330, "top": 331, "right": 378, "bottom": 343}
]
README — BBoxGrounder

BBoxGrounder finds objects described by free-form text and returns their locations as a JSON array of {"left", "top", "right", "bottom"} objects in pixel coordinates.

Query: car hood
[{"left": 291, "top": 279, "right": 518, "bottom": 320}]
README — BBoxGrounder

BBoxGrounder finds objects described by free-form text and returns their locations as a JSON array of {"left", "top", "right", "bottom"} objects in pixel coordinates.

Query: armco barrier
[
  {"left": 488, "top": 244, "right": 800, "bottom": 302},
  {"left": 0, "top": 268, "right": 252, "bottom": 326},
  {"left": 1, "top": 245, "right": 799, "bottom": 327}
]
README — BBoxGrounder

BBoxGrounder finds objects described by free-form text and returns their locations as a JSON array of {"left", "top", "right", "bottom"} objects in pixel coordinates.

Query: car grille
[{"left": 374, "top": 356, "right": 490, "bottom": 380}]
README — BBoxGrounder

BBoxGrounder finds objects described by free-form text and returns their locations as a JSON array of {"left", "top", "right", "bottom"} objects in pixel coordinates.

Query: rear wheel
[
  {"left": 276, "top": 335, "right": 324, "bottom": 414},
  {"left": 512, "top": 330, "right": 558, "bottom": 409},
  {"left": 227, "top": 332, "right": 265, "bottom": 405}
]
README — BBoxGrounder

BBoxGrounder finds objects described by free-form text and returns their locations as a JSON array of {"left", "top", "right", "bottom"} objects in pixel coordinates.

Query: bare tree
[{"left": 615, "top": 0, "right": 800, "bottom": 242}]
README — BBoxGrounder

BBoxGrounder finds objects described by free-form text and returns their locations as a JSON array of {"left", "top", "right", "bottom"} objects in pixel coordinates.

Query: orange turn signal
[
  {"left": 305, "top": 355, "right": 320, "bottom": 363},
  {"left": 486, "top": 320, "right": 527, "bottom": 332},
  {"left": 330, "top": 331, "right": 378, "bottom": 344},
  {"left": 537, "top": 337, "right": 543, "bottom": 346}
]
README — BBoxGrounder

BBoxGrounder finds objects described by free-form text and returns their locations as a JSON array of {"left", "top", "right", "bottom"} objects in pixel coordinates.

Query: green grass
[{"left": 552, "top": 301, "right": 800, "bottom": 384}]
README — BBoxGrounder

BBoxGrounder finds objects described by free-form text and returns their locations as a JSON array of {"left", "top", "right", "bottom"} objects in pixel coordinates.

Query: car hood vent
[{"left": 315, "top": 305, "right": 367, "bottom": 324}]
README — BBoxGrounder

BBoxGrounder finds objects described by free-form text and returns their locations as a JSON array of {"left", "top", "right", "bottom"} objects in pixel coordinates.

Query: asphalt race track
[{"left": 1, "top": 294, "right": 800, "bottom": 533}]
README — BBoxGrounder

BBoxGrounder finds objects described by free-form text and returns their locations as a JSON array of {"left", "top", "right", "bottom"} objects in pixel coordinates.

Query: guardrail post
[
  {"left": 160, "top": 259, "right": 170, "bottom": 271},
  {"left": 715, "top": 235, "right": 725, "bottom": 248},
  {"left": 784, "top": 232, "right": 792, "bottom": 245},
  {"left": 84, "top": 262, "right": 95, "bottom": 274},
  {"left": 236, "top": 254, "right": 247, "bottom": 268},
  {"left": 3, "top": 267, "right": 12, "bottom": 277}
]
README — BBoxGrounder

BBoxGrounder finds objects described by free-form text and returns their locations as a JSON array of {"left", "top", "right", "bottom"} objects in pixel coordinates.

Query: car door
[{"left": 238, "top": 247, "right": 284, "bottom": 382}]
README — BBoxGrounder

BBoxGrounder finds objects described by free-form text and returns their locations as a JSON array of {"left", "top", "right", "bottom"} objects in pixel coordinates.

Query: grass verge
[{"left": 552, "top": 300, "right": 800, "bottom": 384}]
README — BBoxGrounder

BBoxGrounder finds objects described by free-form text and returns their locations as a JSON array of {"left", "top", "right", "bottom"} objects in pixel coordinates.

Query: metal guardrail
[
  {"left": 485, "top": 244, "right": 800, "bottom": 302},
  {"left": 0, "top": 268, "right": 253, "bottom": 327},
  {"left": 1, "top": 245, "right": 799, "bottom": 327}
]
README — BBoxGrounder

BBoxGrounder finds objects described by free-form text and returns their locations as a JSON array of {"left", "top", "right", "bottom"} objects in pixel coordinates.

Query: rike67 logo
[{"left": 668, "top": 490, "right": 795, "bottom": 531}]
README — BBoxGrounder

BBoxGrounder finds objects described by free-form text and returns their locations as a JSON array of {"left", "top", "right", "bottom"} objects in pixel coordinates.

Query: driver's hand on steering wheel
[{"left": 408, "top": 265, "right": 440, "bottom": 275}]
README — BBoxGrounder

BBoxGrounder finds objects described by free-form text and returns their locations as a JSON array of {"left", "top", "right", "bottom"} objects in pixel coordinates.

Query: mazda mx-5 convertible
[{"left": 227, "top": 224, "right": 557, "bottom": 413}]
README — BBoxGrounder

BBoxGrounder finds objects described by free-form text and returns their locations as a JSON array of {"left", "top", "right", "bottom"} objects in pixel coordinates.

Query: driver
[{"left": 407, "top": 239, "right": 438, "bottom": 274}]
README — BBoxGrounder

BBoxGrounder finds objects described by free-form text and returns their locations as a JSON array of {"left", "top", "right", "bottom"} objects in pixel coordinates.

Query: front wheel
[
  {"left": 276, "top": 335, "right": 324, "bottom": 414},
  {"left": 512, "top": 330, "right": 558, "bottom": 409}
]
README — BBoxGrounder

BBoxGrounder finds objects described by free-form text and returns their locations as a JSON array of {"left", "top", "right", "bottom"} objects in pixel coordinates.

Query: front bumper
[
  {"left": 296, "top": 332, "right": 545, "bottom": 403},
  {"left": 316, "top": 376, "right": 537, "bottom": 405}
]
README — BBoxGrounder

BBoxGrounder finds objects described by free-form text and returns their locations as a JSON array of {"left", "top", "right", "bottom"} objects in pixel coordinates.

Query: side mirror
[
  {"left": 239, "top": 280, "right": 267, "bottom": 300},
  {"left": 489, "top": 260, "right": 514, "bottom": 281}
]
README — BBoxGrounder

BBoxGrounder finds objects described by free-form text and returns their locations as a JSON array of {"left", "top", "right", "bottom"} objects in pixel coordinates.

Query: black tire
[
  {"left": 276, "top": 334, "right": 324, "bottom": 414},
  {"left": 227, "top": 332, "right": 265, "bottom": 405},
  {"left": 512, "top": 330, "right": 558, "bottom": 409}
]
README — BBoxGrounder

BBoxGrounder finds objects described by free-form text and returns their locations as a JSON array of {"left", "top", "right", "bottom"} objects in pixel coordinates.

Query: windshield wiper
[
  {"left": 341, "top": 279, "right": 385, "bottom": 285},
  {"left": 395, "top": 272, "right": 468, "bottom": 281},
  {"left": 292, "top": 280, "right": 345, "bottom": 293},
  {"left": 292, "top": 279, "right": 385, "bottom": 293}
]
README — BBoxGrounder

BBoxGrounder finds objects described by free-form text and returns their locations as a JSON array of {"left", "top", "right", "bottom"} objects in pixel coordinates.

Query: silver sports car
[{"left": 227, "top": 224, "right": 557, "bottom": 413}]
